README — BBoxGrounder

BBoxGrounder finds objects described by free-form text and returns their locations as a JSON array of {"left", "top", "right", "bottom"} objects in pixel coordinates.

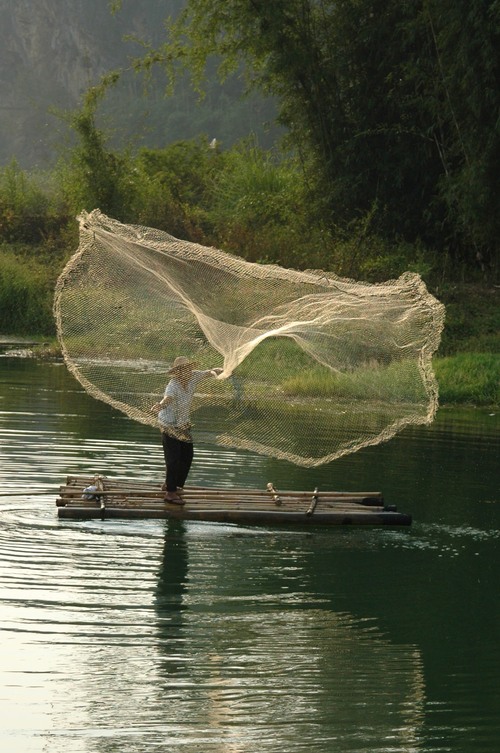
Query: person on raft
[{"left": 152, "top": 356, "right": 223, "bottom": 504}]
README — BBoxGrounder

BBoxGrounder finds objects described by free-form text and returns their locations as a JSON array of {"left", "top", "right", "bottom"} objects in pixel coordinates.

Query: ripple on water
[{"left": 1, "top": 360, "right": 499, "bottom": 752}]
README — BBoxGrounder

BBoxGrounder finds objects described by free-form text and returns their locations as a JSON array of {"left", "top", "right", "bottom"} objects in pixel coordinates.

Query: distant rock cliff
[
  {"left": 0, "top": 0, "right": 277, "bottom": 168},
  {"left": 0, "top": 0, "right": 176, "bottom": 165}
]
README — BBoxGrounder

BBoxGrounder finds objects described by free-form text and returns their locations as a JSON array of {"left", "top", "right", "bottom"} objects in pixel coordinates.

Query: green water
[{"left": 0, "top": 356, "right": 498, "bottom": 753}]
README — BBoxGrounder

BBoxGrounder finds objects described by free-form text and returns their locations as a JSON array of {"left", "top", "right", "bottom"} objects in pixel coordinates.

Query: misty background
[{"left": 0, "top": 0, "right": 279, "bottom": 167}]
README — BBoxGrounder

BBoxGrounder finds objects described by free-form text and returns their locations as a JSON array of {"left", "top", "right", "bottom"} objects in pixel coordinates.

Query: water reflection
[
  {"left": 155, "top": 520, "right": 190, "bottom": 678},
  {"left": 151, "top": 522, "right": 427, "bottom": 753}
]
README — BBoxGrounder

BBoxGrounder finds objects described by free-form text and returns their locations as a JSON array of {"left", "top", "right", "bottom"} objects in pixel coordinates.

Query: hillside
[{"left": 0, "top": 0, "right": 278, "bottom": 167}]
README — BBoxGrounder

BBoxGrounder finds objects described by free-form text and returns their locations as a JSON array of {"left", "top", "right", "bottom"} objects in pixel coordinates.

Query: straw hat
[{"left": 168, "top": 356, "right": 195, "bottom": 374}]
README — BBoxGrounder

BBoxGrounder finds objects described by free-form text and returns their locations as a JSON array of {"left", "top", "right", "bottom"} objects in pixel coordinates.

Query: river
[{"left": 0, "top": 355, "right": 498, "bottom": 753}]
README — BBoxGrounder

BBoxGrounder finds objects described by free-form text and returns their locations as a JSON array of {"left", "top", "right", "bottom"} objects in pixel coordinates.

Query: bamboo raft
[{"left": 56, "top": 475, "right": 412, "bottom": 527}]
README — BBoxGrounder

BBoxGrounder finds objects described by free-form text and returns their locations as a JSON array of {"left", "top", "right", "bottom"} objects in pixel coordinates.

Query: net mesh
[{"left": 54, "top": 209, "right": 445, "bottom": 467}]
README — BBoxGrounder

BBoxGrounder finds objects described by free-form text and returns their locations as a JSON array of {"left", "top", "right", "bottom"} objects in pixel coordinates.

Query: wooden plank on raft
[
  {"left": 59, "top": 486, "right": 384, "bottom": 500},
  {"left": 58, "top": 500, "right": 386, "bottom": 517},
  {"left": 57, "top": 504, "right": 411, "bottom": 526},
  {"left": 60, "top": 477, "right": 384, "bottom": 504},
  {"left": 55, "top": 473, "right": 411, "bottom": 526},
  {"left": 64, "top": 475, "right": 384, "bottom": 497},
  {"left": 55, "top": 491, "right": 384, "bottom": 509}
]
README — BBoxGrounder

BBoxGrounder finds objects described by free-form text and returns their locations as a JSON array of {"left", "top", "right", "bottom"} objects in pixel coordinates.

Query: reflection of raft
[{"left": 56, "top": 476, "right": 412, "bottom": 527}]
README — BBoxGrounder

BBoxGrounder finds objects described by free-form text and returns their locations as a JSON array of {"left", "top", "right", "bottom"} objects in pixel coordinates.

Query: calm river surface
[{"left": 0, "top": 356, "right": 498, "bottom": 753}]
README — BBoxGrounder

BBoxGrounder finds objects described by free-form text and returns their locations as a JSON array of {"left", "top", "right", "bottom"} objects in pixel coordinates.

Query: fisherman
[{"left": 152, "top": 356, "right": 223, "bottom": 504}]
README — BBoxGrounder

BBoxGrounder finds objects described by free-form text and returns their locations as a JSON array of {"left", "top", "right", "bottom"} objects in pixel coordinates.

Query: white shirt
[{"left": 158, "top": 370, "right": 212, "bottom": 428}]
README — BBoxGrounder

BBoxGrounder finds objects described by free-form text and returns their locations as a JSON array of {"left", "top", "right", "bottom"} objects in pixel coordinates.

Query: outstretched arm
[{"left": 196, "top": 368, "right": 224, "bottom": 381}]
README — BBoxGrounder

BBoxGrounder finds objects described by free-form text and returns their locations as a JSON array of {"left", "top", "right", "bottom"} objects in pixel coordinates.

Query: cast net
[{"left": 54, "top": 209, "right": 445, "bottom": 467}]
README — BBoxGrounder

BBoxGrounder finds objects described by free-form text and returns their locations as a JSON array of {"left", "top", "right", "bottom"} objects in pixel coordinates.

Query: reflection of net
[{"left": 54, "top": 210, "right": 445, "bottom": 467}]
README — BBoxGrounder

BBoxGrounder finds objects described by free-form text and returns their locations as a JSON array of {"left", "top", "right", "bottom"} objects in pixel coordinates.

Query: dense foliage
[
  {"left": 135, "top": 0, "right": 499, "bottom": 272},
  {"left": 0, "top": 120, "right": 498, "bottom": 402}
]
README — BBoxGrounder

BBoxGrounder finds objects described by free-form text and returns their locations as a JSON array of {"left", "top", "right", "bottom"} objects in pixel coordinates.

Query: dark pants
[{"left": 161, "top": 432, "right": 194, "bottom": 492}]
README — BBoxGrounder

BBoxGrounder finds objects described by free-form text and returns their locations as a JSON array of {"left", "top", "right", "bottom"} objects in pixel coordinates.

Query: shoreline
[{"left": 1, "top": 338, "right": 497, "bottom": 409}]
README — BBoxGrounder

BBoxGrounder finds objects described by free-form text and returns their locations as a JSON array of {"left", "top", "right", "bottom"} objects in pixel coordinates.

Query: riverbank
[
  {"left": 433, "top": 353, "right": 499, "bottom": 407},
  {"left": 1, "top": 338, "right": 497, "bottom": 408},
  {"left": 0, "top": 336, "right": 59, "bottom": 359}
]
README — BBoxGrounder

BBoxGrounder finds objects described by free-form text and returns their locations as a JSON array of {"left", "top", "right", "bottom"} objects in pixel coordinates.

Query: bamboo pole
[
  {"left": 60, "top": 484, "right": 382, "bottom": 501},
  {"left": 57, "top": 505, "right": 411, "bottom": 526},
  {"left": 59, "top": 500, "right": 384, "bottom": 519},
  {"left": 64, "top": 476, "right": 383, "bottom": 498},
  {"left": 306, "top": 488, "right": 319, "bottom": 516},
  {"left": 56, "top": 491, "right": 383, "bottom": 514}
]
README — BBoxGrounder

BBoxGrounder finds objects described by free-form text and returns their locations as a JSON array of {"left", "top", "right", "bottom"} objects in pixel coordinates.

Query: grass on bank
[
  {"left": 434, "top": 353, "right": 499, "bottom": 406},
  {"left": 281, "top": 360, "right": 426, "bottom": 403},
  {"left": 22, "top": 341, "right": 499, "bottom": 408},
  {"left": 3, "top": 342, "right": 498, "bottom": 407},
  {"left": 0, "top": 248, "right": 56, "bottom": 334},
  {"left": 281, "top": 353, "right": 499, "bottom": 407}
]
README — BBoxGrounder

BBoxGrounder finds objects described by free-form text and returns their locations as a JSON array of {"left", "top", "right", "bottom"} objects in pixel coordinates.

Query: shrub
[
  {"left": 0, "top": 249, "right": 56, "bottom": 334},
  {"left": 0, "top": 161, "right": 53, "bottom": 243}
]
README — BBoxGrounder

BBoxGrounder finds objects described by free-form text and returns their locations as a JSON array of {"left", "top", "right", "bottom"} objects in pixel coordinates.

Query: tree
[
  {"left": 417, "top": 0, "right": 500, "bottom": 270},
  {"left": 57, "top": 74, "right": 133, "bottom": 219},
  {"left": 128, "top": 0, "right": 499, "bottom": 272}
]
